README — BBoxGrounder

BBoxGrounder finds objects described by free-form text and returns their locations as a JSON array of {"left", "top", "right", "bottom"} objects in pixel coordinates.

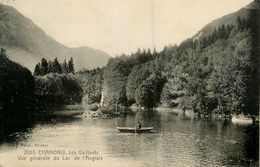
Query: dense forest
[
  {"left": 78, "top": 16, "right": 258, "bottom": 117},
  {"left": 0, "top": 52, "right": 83, "bottom": 133},
  {"left": 34, "top": 57, "right": 75, "bottom": 76},
  {"left": 33, "top": 57, "right": 83, "bottom": 110},
  {"left": 0, "top": 51, "right": 83, "bottom": 138},
  {"left": 0, "top": 48, "right": 35, "bottom": 136}
]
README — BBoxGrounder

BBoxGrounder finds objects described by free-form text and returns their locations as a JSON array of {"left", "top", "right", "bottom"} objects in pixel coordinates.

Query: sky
[{"left": 2, "top": 0, "right": 253, "bottom": 56}]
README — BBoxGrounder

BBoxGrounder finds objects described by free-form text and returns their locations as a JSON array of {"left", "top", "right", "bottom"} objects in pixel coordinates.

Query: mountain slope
[
  {"left": 0, "top": 4, "right": 110, "bottom": 71},
  {"left": 192, "top": 0, "right": 260, "bottom": 41}
]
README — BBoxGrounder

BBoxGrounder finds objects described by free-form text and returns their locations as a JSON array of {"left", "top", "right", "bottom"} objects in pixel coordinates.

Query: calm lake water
[{"left": 0, "top": 110, "right": 259, "bottom": 167}]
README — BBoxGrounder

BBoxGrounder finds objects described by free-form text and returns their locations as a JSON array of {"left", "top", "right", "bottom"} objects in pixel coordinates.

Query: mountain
[
  {"left": 192, "top": 0, "right": 260, "bottom": 42},
  {"left": 0, "top": 4, "right": 110, "bottom": 71}
]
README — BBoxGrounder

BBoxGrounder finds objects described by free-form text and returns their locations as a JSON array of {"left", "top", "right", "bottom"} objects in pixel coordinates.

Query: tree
[
  {"left": 0, "top": 49, "right": 35, "bottom": 132},
  {"left": 76, "top": 68, "right": 103, "bottom": 104},
  {"left": 126, "top": 65, "right": 151, "bottom": 104},
  {"left": 160, "top": 66, "right": 188, "bottom": 108},
  {"left": 34, "top": 73, "right": 83, "bottom": 107},
  {"left": 41, "top": 58, "right": 48, "bottom": 75},
  {"left": 34, "top": 63, "right": 41, "bottom": 76},
  {"left": 68, "top": 57, "right": 75, "bottom": 74},
  {"left": 0, "top": 48, "right": 7, "bottom": 59},
  {"left": 33, "top": 57, "right": 78, "bottom": 75},
  {"left": 103, "top": 56, "right": 130, "bottom": 106},
  {"left": 135, "top": 78, "right": 155, "bottom": 109},
  {"left": 52, "top": 58, "right": 62, "bottom": 74},
  {"left": 62, "top": 60, "right": 68, "bottom": 73},
  {"left": 47, "top": 61, "right": 53, "bottom": 73},
  {"left": 135, "top": 73, "right": 165, "bottom": 109}
]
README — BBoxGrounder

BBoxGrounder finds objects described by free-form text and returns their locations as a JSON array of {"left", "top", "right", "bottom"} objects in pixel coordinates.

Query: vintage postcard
[{"left": 0, "top": 0, "right": 259, "bottom": 167}]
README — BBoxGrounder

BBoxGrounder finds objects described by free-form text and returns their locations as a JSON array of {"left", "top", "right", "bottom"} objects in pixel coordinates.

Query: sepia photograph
[{"left": 0, "top": 0, "right": 259, "bottom": 166}]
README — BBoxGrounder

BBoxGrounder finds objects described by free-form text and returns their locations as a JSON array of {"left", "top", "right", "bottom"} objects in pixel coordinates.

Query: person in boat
[{"left": 136, "top": 121, "right": 142, "bottom": 129}]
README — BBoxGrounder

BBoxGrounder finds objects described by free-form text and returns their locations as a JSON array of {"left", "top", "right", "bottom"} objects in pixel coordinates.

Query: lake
[{"left": 0, "top": 110, "right": 258, "bottom": 167}]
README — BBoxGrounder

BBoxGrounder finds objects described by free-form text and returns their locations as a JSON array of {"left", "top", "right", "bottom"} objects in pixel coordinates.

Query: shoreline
[{"left": 85, "top": 105, "right": 259, "bottom": 125}]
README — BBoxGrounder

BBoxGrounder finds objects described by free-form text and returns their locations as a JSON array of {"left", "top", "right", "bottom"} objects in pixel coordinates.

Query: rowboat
[{"left": 117, "top": 127, "right": 154, "bottom": 133}]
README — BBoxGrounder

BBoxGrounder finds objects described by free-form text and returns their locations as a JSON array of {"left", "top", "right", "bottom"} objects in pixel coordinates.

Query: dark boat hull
[{"left": 117, "top": 127, "right": 153, "bottom": 133}]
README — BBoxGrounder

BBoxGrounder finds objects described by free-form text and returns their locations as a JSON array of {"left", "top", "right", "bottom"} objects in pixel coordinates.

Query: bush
[{"left": 34, "top": 73, "right": 83, "bottom": 109}]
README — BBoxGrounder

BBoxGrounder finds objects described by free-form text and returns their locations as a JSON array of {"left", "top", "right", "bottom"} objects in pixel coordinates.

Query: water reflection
[
  {"left": 243, "top": 124, "right": 259, "bottom": 163},
  {"left": 104, "top": 111, "right": 259, "bottom": 167},
  {"left": 0, "top": 110, "right": 258, "bottom": 167}
]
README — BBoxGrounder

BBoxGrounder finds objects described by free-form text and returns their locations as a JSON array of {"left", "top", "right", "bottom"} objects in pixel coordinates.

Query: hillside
[
  {"left": 78, "top": 1, "right": 259, "bottom": 117},
  {"left": 0, "top": 4, "right": 110, "bottom": 71},
  {"left": 192, "top": 0, "right": 259, "bottom": 41}
]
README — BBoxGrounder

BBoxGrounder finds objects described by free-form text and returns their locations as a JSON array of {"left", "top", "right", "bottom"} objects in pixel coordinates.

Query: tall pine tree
[
  {"left": 41, "top": 58, "right": 48, "bottom": 75},
  {"left": 52, "top": 58, "right": 62, "bottom": 74},
  {"left": 62, "top": 59, "right": 68, "bottom": 73},
  {"left": 34, "top": 63, "right": 41, "bottom": 76},
  {"left": 68, "top": 57, "right": 75, "bottom": 74}
]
